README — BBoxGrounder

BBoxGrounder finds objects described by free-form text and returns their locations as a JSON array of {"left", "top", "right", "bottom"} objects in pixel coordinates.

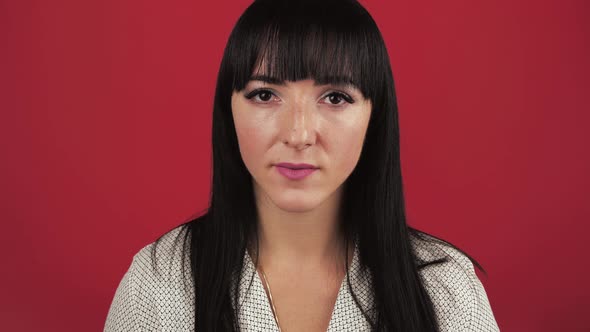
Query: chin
[
  {"left": 270, "top": 191, "right": 324, "bottom": 213},
  {"left": 277, "top": 202, "right": 317, "bottom": 213}
]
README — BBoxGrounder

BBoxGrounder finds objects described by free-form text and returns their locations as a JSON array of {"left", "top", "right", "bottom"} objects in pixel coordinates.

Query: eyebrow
[{"left": 248, "top": 75, "right": 359, "bottom": 90}]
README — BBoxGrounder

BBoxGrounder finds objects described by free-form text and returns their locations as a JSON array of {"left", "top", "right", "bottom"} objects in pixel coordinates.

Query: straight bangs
[{"left": 225, "top": 0, "right": 389, "bottom": 104}]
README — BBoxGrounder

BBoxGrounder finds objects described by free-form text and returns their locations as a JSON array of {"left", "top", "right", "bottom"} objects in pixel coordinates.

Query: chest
[
  {"left": 237, "top": 244, "right": 374, "bottom": 331},
  {"left": 269, "top": 278, "right": 343, "bottom": 332}
]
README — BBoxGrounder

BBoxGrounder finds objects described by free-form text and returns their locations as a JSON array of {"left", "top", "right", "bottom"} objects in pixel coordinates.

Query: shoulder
[
  {"left": 104, "top": 224, "right": 194, "bottom": 332},
  {"left": 134, "top": 224, "right": 192, "bottom": 280},
  {"left": 410, "top": 232, "right": 500, "bottom": 332}
]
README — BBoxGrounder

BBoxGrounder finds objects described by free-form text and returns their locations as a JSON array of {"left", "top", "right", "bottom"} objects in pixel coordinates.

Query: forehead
[
  {"left": 249, "top": 57, "right": 360, "bottom": 90},
  {"left": 247, "top": 74, "right": 359, "bottom": 89},
  {"left": 251, "top": 50, "right": 358, "bottom": 83}
]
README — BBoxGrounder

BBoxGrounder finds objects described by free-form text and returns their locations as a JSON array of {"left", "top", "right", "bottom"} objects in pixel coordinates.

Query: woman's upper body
[
  {"left": 104, "top": 225, "right": 500, "bottom": 332},
  {"left": 104, "top": 1, "right": 502, "bottom": 330}
]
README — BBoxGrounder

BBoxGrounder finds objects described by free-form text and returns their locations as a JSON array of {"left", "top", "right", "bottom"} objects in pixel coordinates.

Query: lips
[
  {"left": 274, "top": 162, "right": 318, "bottom": 180},
  {"left": 274, "top": 162, "right": 318, "bottom": 170}
]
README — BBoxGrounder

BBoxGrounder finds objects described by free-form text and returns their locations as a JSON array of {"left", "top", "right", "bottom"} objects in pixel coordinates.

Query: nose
[{"left": 281, "top": 101, "right": 316, "bottom": 150}]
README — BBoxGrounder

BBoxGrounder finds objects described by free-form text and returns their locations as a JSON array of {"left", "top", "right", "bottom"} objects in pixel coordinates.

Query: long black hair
[{"left": 153, "top": 0, "right": 484, "bottom": 330}]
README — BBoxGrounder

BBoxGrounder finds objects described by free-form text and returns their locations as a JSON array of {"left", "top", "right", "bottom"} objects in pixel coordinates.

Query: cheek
[
  {"left": 327, "top": 116, "right": 370, "bottom": 177},
  {"left": 337, "top": 128, "right": 366, "bottom": 168},
  {"left": 233, "top": 115, "right": 271, "bottom": 171}
]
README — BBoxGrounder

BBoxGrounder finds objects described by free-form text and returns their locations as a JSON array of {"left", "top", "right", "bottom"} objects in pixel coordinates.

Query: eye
[
  {"left": 322, "top": 92, "right": 354, "bottom": 106},
  {"left": 244, "top": 89, "right": 279, "bottom": 103}
]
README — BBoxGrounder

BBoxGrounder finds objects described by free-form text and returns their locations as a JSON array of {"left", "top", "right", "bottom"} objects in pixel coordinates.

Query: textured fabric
[{"left": 105, "top": 226, "right": 500, "bottom": 331}]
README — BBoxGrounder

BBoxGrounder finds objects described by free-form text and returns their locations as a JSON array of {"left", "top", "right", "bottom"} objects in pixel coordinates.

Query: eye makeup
[
  {"left": 323, "top": 91, "right": 355, "bottom": 104},
  {"left": 244, "top": 87, "right": 355, "bottom": 106}
]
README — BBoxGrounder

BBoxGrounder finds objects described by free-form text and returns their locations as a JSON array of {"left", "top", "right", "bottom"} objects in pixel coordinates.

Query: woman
[{"left": 105, "top": 0, "right": 500, "bottom": 331}]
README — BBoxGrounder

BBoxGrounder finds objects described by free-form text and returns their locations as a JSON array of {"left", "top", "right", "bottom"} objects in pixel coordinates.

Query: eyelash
[{"left": 244, "top": 88, "right": 355, "bottom": 106}]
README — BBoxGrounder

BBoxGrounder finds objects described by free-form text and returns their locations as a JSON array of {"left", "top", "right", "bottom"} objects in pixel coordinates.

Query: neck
[{"left": 250, "top": 183, "right": 349, "bottom": 272}]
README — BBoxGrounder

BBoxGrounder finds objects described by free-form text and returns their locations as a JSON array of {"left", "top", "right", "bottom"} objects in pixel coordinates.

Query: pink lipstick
[{"left": 274, "top": 162, "right": 318, "bottom": 180}]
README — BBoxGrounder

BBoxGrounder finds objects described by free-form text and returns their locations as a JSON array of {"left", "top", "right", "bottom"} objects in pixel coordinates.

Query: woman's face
[{"left": 231, "top": 76, "right": 372, "bottom": 213}]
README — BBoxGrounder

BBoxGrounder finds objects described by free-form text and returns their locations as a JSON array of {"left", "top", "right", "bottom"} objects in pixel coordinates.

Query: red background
[{"left": 1, "top": 0, "right": 588, "bottom": 331}]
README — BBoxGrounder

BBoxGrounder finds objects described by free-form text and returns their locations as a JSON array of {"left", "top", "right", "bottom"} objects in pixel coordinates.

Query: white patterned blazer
[{"left": 105, "top": 226, "right": 500, "bottom": 331}]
